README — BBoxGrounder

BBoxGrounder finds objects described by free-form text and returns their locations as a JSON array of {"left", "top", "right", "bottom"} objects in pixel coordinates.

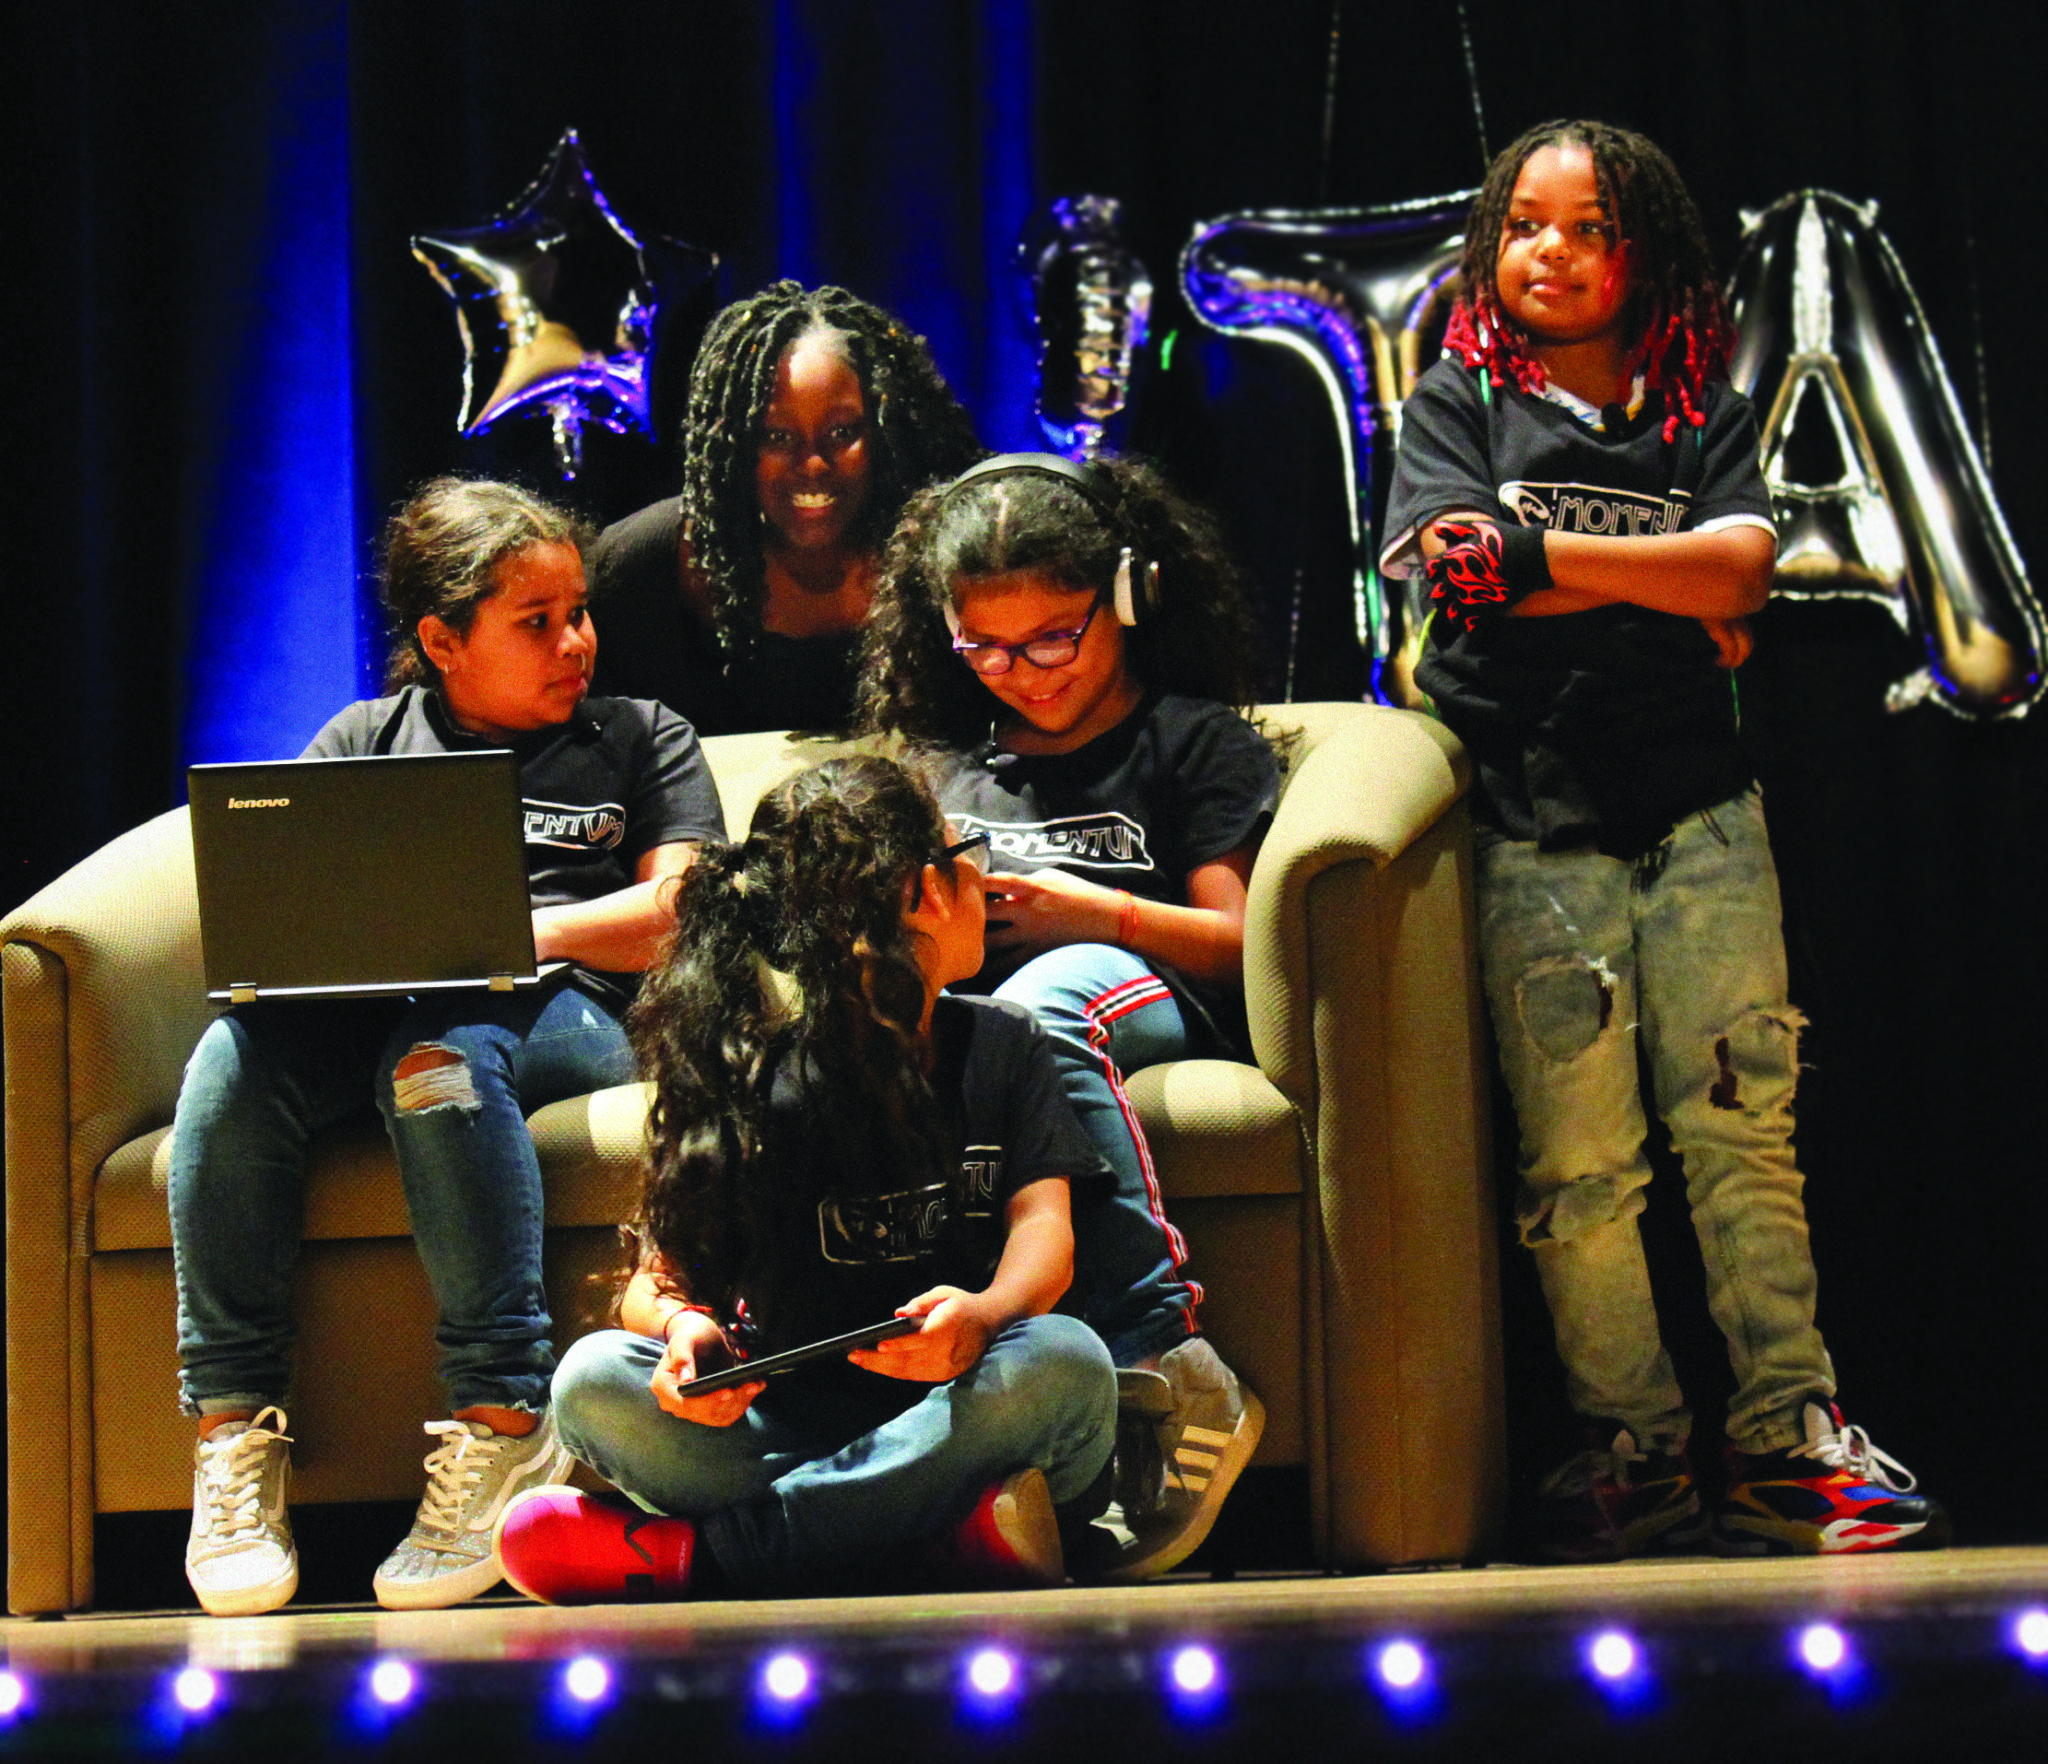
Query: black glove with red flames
[{"left": 1421, "top": 520, "right": 1551, "bottom": 626}]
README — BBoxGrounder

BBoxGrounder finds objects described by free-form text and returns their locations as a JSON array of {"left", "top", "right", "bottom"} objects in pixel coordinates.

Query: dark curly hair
[
  {"left": 379, "top": 478, "right": 592, "bottom": 690},
  {"left": 626, "top": 755, "right": 961, "bottom": 1319},
  {"left": 1442, "top": 119, "right": 1734, "bottom": 443},
  {"left": 680, "top": 281, "right": 983, "bottom": 668},
  {"left": 856, "top": 454, "right": 1267, "bottom": 747}
]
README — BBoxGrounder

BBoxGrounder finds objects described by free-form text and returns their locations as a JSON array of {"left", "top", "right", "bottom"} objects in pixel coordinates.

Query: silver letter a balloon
[{"left": 1728, "top": 192, "right": 2043, "bottom": 716}]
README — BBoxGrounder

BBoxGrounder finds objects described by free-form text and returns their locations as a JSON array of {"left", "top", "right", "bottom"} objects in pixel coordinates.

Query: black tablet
[{"left": 672, "top": 1317, "right": 921, "bottom": 1396}]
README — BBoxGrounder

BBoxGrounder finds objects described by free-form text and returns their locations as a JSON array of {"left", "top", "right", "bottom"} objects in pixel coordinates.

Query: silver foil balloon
[
  {"left": 412, "top": 130, "right": 717, "bottom": 477},
  {"left": 1018, "top": 195, "right": 1153, "bottom": 460},
  {"left": 1180, "top": 194, "right": 1471, "bottom": 696},
  {"left": 1729, "top": 191, "right": 2043, "bottom": 716}
]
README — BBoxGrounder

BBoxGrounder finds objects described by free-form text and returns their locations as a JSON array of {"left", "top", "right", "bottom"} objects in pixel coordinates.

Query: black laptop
[{"left": 188, "top": 751, "right": 562, "bottom": 1004}]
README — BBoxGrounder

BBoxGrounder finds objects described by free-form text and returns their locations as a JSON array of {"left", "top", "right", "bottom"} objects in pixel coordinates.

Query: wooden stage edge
[{"left": 9, "top": 1545, "right": 2048, "bottom": 1672}]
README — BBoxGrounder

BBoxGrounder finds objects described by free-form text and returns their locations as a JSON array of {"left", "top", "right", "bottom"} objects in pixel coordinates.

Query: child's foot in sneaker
[
  {"left": 495, "top": 1487, "right": 695, "bottom": 1605},
  {"left": 927, "top": 1468, "right": 1065, "bottom": 1589},
  {"left": 1714, "top": 1399, "right": 1951, "bottom": 1555},
  {"left": 1101, "top": 1338, "right": 1264, "bottom": 1581},
  {"left": 372, "top": 1410, "right": 573, "bottom": 1610},
  {"left": 1532, "top": 1421, "right": 1707, "bottom": 1562},
  {"left": 186, "top": 1406, "right": 297, "bottom": 1616}
]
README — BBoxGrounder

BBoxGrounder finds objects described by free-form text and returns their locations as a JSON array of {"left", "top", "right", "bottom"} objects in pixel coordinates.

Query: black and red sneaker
[
  {"left": 1713, "top": 1400, "right": 1950, "bottom": 1556},
  {"left": 494, "top": 1486, "right": 694, "bottom": 1605},
  {"left": 1532, "top": 1422, "right": 1707, "bottom": 1563}
]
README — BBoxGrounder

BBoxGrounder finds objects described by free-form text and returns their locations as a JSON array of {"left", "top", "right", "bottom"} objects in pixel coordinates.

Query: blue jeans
[
  {"left": 991, "top": 945, "right": 1204, "bottom": 1366},
  {"left": 552, "top": 1315, "right": 1116, "bottom": 1593},
  {"left": 170, "top": 981, "right": 635, "bottom": 1416},
  {"left": 1475, "top": 788, "right": 1834, "bottom": 1455}
]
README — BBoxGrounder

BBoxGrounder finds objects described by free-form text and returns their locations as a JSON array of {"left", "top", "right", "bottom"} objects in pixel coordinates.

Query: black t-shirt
[
  {"left": 1382, "top": 360, "right": 1777, "bottom": 857},
  {"left": 934, "top": 693, "right": 1279, "bottom": 1051},
  {"left": 302, "top": 686, "right": 726, "bottom": 1006},
  {"left": 735, "top": 994, "right": 1111, "bottom": 1396},
  {"left": 584, "top": 496, "right": 862, "bottom": 737}
]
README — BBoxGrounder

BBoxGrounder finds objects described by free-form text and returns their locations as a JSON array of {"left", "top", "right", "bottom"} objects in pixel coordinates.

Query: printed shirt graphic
[
  {"left": 742, "top": 997, "right": 1109, "bottom": 1373},
  {"left": 956, "top": 810, "right": 1154, "bottom": 874},
  {"left": 1379, "top": 359, "right": 1776, "bottom": 855},
  {"left": 523, "top": 799, "right": 628, "bottom": 852}
]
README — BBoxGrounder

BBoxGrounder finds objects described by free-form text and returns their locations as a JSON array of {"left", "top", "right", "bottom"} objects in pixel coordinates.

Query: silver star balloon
[{"left": 411, "top": 129, "right": 717, "bottom": 477}]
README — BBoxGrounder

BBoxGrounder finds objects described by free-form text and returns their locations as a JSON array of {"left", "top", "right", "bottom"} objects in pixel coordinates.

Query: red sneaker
[
  {"left": 926, "top": 1468, "right": 1064, "bottom": 1589},
  {"left": 494, "top": 1487, "right": 694, "bottom": 1604},
  {"left": 1714, "top": 1400, "right": 1951, "bottom": 1556}
]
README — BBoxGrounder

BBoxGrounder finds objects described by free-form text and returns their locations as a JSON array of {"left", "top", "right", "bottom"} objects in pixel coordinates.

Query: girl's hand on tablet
[
  {"left": 651, "top": 1312, "right": 763, "bottom": 1425},
  {"left": 850, "top": 1287, "right": 991, "bottom": 1383}
]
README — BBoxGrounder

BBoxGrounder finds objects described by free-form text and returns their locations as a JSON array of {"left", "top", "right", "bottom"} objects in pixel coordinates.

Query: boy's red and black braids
[{"left": 1443, "top": 120, "right": 1734, "bottom": 442}]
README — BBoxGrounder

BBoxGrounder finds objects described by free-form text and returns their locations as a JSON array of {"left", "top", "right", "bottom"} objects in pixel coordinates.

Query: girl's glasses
[
  {"left": 948, "top": 594, "right": 1105, "bottom": 675},
  {"left": 937, "top": 831, "right": 991, "bottom": 873}
]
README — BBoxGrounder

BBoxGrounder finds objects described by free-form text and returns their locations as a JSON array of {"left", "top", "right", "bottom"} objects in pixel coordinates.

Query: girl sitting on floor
[{"left": 493, "top": 756, "right": 1118, "bottom": 1601}]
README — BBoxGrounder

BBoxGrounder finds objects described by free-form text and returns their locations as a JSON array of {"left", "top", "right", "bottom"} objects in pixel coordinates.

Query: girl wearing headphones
[{"left": 857, "top": 454, "right": 1274, "bottom": 1579}]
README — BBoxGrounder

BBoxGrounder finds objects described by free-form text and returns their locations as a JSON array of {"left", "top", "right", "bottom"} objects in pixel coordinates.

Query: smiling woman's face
[{"left": 753, "top": 331, "right": 874, "bottom": 556}]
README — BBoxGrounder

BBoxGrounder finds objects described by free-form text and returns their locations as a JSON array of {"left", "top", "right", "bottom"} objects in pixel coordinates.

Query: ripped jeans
[
  {"left": 170, "top": 981, "right": 634, "bottom": 1416},
  {"left": 1476, "top": 787, "right": 1834, "bottom": 1455}
]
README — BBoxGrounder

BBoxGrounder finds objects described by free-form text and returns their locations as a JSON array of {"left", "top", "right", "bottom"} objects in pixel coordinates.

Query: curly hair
[
  {"left": 626, "top": 755, "right": 959, "bottom": 1319},
  {"left": 680, "top": 281, "right": 983, "bottom": 668},
  {"left": 379, "top": 478, "right": 592, "bottom": 689},
  {"left": 855, "top": 453, "right": 1268, "bottom": 747},
  {"left": 1442, "top": 119, "right": 1735, "bottom": 443}
]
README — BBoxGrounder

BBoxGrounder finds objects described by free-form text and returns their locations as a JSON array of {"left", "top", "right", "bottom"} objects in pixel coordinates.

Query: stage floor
[{"left": 6, "top": 1547, "right": 2047, "bottom": 1756}]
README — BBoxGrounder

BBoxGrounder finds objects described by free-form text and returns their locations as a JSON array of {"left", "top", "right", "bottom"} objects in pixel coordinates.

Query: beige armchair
[{"left": 3, "top": 702, "right": 1500, "bottom": 1613}]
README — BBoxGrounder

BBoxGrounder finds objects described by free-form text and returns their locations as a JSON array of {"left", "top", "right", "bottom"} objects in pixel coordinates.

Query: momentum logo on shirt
[
  {"left": 957, "top": 811, "right": 1154, "bottom": 873},
  {"left": 524, "top": 799, "right": 626, "bottom": 850},
  {"left": 1500, "top": 481, "right": 1688, "bottom": 538}
]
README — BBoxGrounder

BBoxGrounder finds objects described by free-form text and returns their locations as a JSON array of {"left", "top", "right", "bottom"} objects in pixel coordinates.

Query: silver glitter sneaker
[
  {"left": 185, "top": 1406, "right": 297, "bottom": 1617},
  {"left": 1102, "top": 1337, "right": 1264, "bottom": 1581},
  {"left": 372, "top": 1412, "right": 573, "bottom": 1610}
]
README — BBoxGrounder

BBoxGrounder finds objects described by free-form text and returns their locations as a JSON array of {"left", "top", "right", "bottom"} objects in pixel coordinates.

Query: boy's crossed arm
[{"left": 1420, "top": 512, "right": 1771, "bottom": 668}]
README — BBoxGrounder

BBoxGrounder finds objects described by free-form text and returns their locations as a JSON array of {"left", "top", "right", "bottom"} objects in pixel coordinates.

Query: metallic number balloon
[
  {"left": 1181, "top": 194, "right": 1472, "bottom": 700},
  {"left": 1017, "top": 195, "right": 1153, "bottom": 461},
  {"left": 411, "top": 129, "right": 718, "bottom": 478},
  {"left": 1728, "top": 191, "right": 2043, "bottom": 716}
]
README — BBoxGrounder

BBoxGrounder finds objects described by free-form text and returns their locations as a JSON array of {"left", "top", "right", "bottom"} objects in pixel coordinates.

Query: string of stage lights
[{"left": 2, "top": 1602, "right": 2046, "bottom": 1754}]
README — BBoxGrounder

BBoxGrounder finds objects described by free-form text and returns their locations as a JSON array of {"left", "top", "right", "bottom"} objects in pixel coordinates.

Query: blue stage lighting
[
  {"left": 1169, "top": 1645, "right": 1220, "bottom": 1701},
  {"left": 172, "top": 1667, "right": 218, "bottom": 1714},
  {"left": 0, "top": 1671, "right": 25, "bottom": 1720},
  {"left": 1797, "top": 1623, "right": 1849, "bottom": 1675},
  {"left": 761, "top": 1652, "right": 812, "bottom": 1703},
  {"left": 368, "top": 1659, "right": 416, "bottom": 1707},
  {"left": 965, "top": 1647, "right": 1017, "bottom": 1700},
  {"left": 1587, "top": 1629, "right": 1638, "bottom": 1680},
  {"left": 1374, "top": 1639, "right": 1428, "bottom": 1692},
  {"left": 563, "top": 1656, "right": 611, "bottom": 1704},
  {"left": 2011, "top": 1608, "right": 2048, "bottom": 1661}
]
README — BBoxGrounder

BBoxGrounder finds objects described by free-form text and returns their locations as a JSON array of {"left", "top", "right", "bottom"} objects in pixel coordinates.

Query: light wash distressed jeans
[
  {"left": 1475, "top": 788, "right": 1834, "bottom": 1455},
  {"left": 551, "top": 1314, "right": 1116, "bottom": 1594},
  {"left": 992, "top": 945, "right": 1205, "bottom": 1366},
  {"left": 170, "top": 981, "right": 635, "bottom": 1416}
]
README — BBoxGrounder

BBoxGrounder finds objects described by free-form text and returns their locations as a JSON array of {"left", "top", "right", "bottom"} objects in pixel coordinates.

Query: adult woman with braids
[
  {"left": 586, "top": 282, "right": 983, "bottom": 735},
  {"left": 490, "top": 758, "right": 1118, "bottom": 1601}
]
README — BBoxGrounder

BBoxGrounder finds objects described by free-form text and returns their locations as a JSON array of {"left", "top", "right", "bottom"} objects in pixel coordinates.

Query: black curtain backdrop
[{"left": 18, "top": 0, "right": 2048, "bottom": 1546}]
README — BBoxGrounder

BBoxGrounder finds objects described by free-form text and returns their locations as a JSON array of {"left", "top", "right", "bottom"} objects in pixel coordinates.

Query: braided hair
[
  {"left": 627, "top": 755, "right": 959, "bottom": 1318},
  {"left": 856, "top": 454, "right": 1267, "bottom": 748},
  {"left": 680, "top": 281, "right": 983, "bottom": 667},
  {"left": 1443, "top": 120, "right": 1735, "bottom": 443}
]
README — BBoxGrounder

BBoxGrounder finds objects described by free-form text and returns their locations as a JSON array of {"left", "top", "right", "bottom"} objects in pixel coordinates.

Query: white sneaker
[
  {"left": 185, "top": 1407, "right": 297, "bottom": 1617},
  {"left": 372, "top": 1412, "right": 573, "bottom": 1610},
  {"left": 1103, "top": 1338, "right": 1264, "bottom": 1581}
]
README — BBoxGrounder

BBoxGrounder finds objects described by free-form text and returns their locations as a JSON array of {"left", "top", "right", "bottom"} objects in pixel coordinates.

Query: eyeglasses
[
  {"left": 937, "top": 831, "right": 991, "bottom": 873},
  {"left": 948, "top": 594, "right": 1105, "bottom": 676}
]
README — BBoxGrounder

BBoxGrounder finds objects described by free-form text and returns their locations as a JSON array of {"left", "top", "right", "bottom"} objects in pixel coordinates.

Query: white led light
[
  {"left": 2016, "top": 1609, "right": 2048, "bottom": 1658},
  {"left": 762, "top": 1653, "right": 810, "bottom": 1702},
  {"left": 173, "top": 1668, "right": 218, "bottom": 1713},
  {"left": 1589, "top": 1630, "right": 1637, "bottom": 1680},
  {"left": 1798, "top": 1624, "right": 1847, "bottom": 1672},
  {"left": 1170, "top": 1646, "right": 1217, "bottom": 1694},
  {"left": 1376, "top": 1640, "right": 1426, "bottom": 1690},
  {"left": 563, "top": 1657, "right": 610, "bottom": 1704},
  {"left": 0, "top": 1673, "right": 25, "bottom": 1717},
  {"left": 967, "top": 1649, "right": 1015, "bottom": 1697},
  {"left": 369, "top": 1659, "right": 415, "bottom": 1706}
]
